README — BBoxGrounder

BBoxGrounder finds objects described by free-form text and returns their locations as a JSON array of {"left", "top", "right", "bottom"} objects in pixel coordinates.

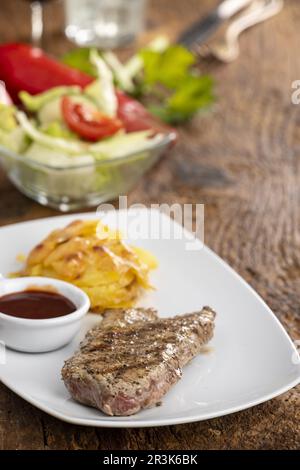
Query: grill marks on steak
[
  {"left": 95, "top": 307, "right": 158, "bottom": 330},
  {"left": 62, "top": 306, "right": 216, "bottom": 416}
]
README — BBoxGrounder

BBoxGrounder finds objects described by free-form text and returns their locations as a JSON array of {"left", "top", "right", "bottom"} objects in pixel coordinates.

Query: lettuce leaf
[
  {"left": 62, "top": 48, "right": 98, "bottom": 77},
  {"left": 149, "top": 75, "right": 214, "bottom": 124},
  {"left": 19, "top": 86, "right": 81, "bottom": 112},
  {"left": 0, "top": 104, "right": 29, "bottom": 153},
  {"left": 124, "top": 36, "right": 170, "bottom": 79},
  {"left": 41, "top": 121, "right": 77, "bottom": 140},
  {"left": 90, "top": 130, "right": 163, "bottom": 159},
  {"left": 24, "top": 142, "right": 94, "bottom": 167},
  {"left": 0, "top": 103, "right": 17, "bottom": 132},
  {"left": 0, "top": 126, "right": 28, "bottom": 154},
  {"left": 85, "top": 50, "right": 117, "bottom": 117},
  {"left": 102, "top": 51, "right": 135, "bottom": 93},
  {"left": 140, "top": 45, "right": 196, "bottom": 89},
  {"left": 16, "top": 111, "right": 86, "bottom": 154}
]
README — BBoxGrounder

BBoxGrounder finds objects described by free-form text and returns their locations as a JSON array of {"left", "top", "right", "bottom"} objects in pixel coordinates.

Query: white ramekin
[{"left": 0, "top": 277, "right": 90, "bottom": 353}]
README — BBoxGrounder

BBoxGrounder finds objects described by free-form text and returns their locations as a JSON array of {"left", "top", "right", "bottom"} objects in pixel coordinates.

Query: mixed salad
[
  {"left": 0, "top": 48, "right": 171, "bottom": 168},
  {"left": 0, "top": 40, "right": 214, "bottom": 169}
]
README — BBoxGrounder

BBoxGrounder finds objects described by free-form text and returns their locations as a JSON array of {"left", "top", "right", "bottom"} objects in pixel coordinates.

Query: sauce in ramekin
[{"left": 0, "top": 289, "right": 76, "bottom": 319}]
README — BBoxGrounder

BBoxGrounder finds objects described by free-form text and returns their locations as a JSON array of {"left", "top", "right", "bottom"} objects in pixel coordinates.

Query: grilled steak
[{"left": 62, "top": 306, "right": 216, "bottom": 416}]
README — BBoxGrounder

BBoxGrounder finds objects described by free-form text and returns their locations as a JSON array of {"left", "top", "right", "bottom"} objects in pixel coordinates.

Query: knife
[{"left": 177, "top": 0, "right": 253, "bottom": 48}]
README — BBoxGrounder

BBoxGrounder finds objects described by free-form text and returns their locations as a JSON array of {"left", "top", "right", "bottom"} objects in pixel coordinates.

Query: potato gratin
[{"left": 15, "top": 219, "right": 157, "bottom": 312}]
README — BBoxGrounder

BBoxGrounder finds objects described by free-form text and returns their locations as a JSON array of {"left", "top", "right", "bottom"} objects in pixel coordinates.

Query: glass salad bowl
[{"left": 0, "top": 133, "right": 174, "bottom": 211}]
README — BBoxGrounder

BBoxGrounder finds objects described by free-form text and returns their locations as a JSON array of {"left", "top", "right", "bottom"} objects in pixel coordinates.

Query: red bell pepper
[
  {"left": 0, "top": 43, "right": 176, "bottom": 138},
  {"left": 0, "top": 43, "right": 92, "bottom": 102}
]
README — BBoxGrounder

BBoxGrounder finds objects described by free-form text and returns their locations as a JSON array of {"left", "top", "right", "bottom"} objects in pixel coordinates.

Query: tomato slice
[
  {"left": 61, "top": 96, "right": 123, "bottom": 142},
  {"left": 116, "top": 90, "right": 178, "bottom": 144}
]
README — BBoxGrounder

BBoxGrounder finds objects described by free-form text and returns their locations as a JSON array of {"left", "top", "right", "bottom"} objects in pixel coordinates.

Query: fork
[{"left": 196, "top": 0, "right": 284, "bottom": 63}]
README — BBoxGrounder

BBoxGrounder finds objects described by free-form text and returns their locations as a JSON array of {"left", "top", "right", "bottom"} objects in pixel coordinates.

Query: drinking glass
[{"left": 64, "top": 0, "right": 147, "bottom": 49}]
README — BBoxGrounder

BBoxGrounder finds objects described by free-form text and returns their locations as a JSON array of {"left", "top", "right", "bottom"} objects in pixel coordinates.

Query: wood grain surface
[{"left": 0, "top": 0, "right": 299, "bottom": 450}]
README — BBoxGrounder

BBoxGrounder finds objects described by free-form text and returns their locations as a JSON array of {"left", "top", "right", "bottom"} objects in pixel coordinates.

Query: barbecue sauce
[{"left": 0, "top": 289, "right": 76, "bottom": 319}]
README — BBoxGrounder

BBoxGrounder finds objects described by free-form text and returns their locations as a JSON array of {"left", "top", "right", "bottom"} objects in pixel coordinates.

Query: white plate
[{"left": 0, "top": 209, "right": 299, "bottom": 428}]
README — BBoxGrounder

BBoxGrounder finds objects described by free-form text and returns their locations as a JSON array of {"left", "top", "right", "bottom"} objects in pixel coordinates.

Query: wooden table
[{"left": 0, "top": 0, "right": 299, "bottom": 450}]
